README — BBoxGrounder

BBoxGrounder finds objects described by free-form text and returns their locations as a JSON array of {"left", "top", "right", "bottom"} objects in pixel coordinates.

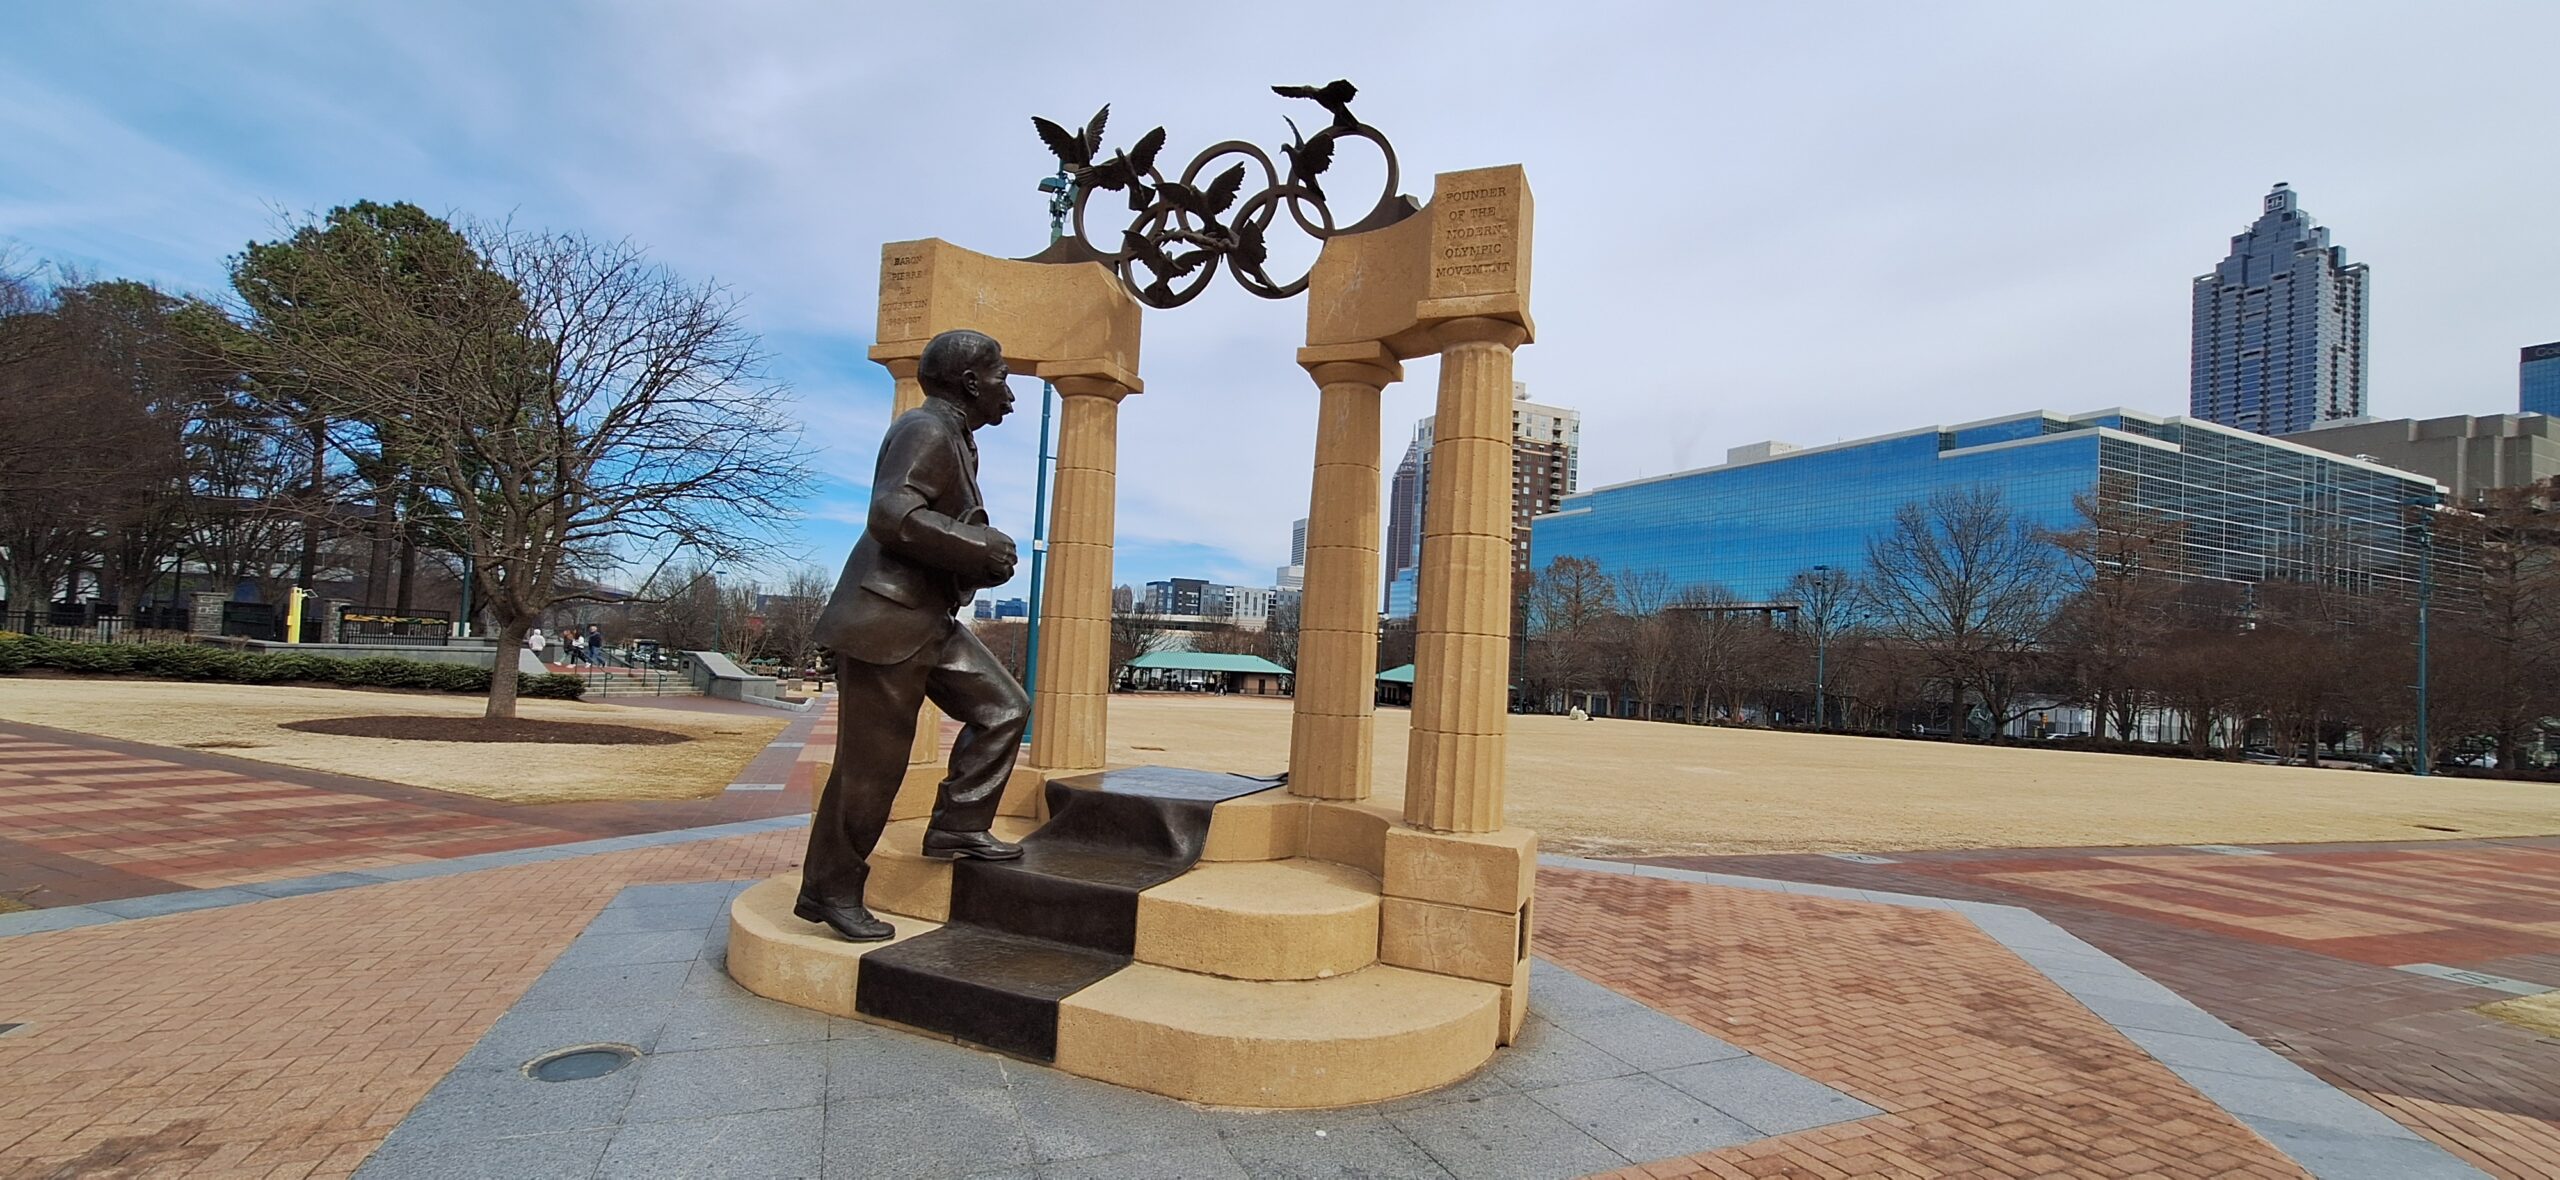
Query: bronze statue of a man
[{"left": 799, "top": 328, "right": 1030, "bottom": 942}]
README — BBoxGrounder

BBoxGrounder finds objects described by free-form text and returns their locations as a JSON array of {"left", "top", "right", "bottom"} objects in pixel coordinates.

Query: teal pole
[{"left": 1020, "top": 166, "right": 1072, "bottom": 744}]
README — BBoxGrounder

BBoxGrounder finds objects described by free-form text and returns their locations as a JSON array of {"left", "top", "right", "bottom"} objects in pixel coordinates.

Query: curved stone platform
[{"left": 727, "top": 872, "right": 1498, "bottom": 1105}]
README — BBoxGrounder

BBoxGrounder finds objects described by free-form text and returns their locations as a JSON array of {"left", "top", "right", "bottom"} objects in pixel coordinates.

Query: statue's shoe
[
  {"left": 919, "top": 829, "right": 1025, "bottom": 861},
  {"left": 792, "top": 897, "right": 895, "bottom": 942}
]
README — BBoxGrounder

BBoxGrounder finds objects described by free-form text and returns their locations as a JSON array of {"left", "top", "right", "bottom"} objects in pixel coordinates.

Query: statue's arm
[{"left": 869, "top": 426, "right": 1011, "bottom": 576}]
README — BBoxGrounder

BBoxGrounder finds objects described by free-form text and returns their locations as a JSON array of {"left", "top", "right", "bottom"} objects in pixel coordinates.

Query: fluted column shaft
[
  {"left": 1029, "top": 376, "right": 1129, "bottom": 773},
  {"left": 1289, "top": 351, "right": 1400, "bottom": 800},
  {"left": 1404, "top": 318, "right": 1530, "bottom": 832}
]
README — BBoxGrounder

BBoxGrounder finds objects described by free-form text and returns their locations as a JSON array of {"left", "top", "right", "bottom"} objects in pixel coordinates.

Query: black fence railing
[{"left": 1, "top": 607, "right": 195, "bottom": 644}]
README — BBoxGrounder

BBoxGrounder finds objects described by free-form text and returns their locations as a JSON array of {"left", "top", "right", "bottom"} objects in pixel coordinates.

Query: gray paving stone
[
  {"left": 584, "top": 901, "right": 725, "bottom": 935},
  {"left": 514, "top": 958, "right": 693, "bottom": 1012},
  {"left": 1486, "top": 1018, "right": 1637, "bottom": 1090},
  {"left": 1524, "top": 960, "right": 1635, "bottom": 1022},
  {"left": 1218, "top": 1115, "right": 1452, "bottom": 1179},
  {"left": 89, "top": 886, "right": 262, "bottom": 918},
  {"left": 357, "top": 1127, "right": 613, "bottom": 1179},
  {"left": 1523, "top": 1072, "right": 1760, "bottom": 1161},
  {"left": 684, "top": 954, "right": 751, "bottom": 1000},
  {"left": 2244, "top": 1115, "right": 2487, "bottom": 1180},
  {"left": 552, "top": 928, "right": 709, "bottom": 968},
  {"left": 1031, "top": 1141, "right": 1248, "bottom": 1179},
  {"left": 597, "top": 1104, "right": 823, "bottom": 1179},
  {"left": 454, "top": 1001, "right": 675, "bottom": 1073},
  {"left": 2038, "top": 962, "right": 2189, "bottom": 1007},
  {"left": 822, "top": 1085, "right": 1029, "bottom": 1177},
  {"left": 656, "top": 993, "right": 830, "bottom": 1052},
  {"left": 2068, "top": 991, "right": 2248, "bottom": 1041},
  {"left": 1007, "top": 1065, "right": 1220, "bottom": 1163},
  {"left": 0, "top": 905, "right": 117, "bottom": 937},
  {"left": 389, "top": 1063, "right": 639, "bottom": 1141},
  {"left": 2178, "top": 1068, "right": 2416, "bottom": 1137},
  {"left": 1659, "top": 1056, "right": 1883, "bottom": 1137},
  {"left": 1386, "top": 1090, "right": 1626, "bottom": 1178},
  {"left": 613, "top": 880, "right": 743, "bottom": 910},
  {"left": 625, "top": 1040, "right": 827, "bottom": 1122},
  {"left": 1557, "top": 1006, "right": 1749, "bottom": 1071},
  {"left": 1364, "top": 1063, "right": 1520, "bottom": 1114},
  {"left": 360, "top": 859, "right": 474, "bottom": 881},
  {"left": 824, "top": 1023, "right": 1012, "bottom": 1100},
  {"left": 234, "top": 870, "right": 388, "bottom": 898},
  {"left": 2119, "top": 1026, "right": 2316, "bottom": 1083}
]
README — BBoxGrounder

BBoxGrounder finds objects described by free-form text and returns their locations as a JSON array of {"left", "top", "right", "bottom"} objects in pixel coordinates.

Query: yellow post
[{"left": 284, "top": 587, "right": 309, "bottom": 644}]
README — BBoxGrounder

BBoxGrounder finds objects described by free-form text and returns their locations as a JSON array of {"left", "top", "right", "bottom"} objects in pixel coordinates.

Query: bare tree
[
  {"left": 1614, "top": 569, "right": 1676, "bottom": 720},
  {"left": 1263, "top": 594, "right": 1301, "bottom": 671},
  {"left": 2044, "top": 487, "right": 2184, "bottom": 739},
  {"left": 1110, "top": 603, "right": 1176, "bottom": 687},
  {"left": 1522, "top": 555, "right": 1615, "bottom": 712},
  {"left": 1862, "top": 486, "right": 2059, "bottom": 738},
  {"left": 225, "top": 209, "right": 808, "bottom": 717},
  {"left": 761, "top": 564, "right": 832, "bottom": 672},
  {"left": 1778, "top": 565, "right": 1861, "bottom": 728}
]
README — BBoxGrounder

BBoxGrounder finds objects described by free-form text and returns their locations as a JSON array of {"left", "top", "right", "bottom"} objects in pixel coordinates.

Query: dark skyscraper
[{"left": 2191, "top": 183, "right": 2370, "bottom": 436}]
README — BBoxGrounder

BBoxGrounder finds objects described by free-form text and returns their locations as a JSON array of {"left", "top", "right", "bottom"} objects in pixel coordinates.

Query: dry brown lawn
[
  {"left": 1105, "top": 695, "right": 2560, "bottom": 857},
  {"left": 0, "top": 679, "right": 784, "bottom": 804},
  {"left": 2478, "top": 992, "right": 2560, "bottom": 1039}
]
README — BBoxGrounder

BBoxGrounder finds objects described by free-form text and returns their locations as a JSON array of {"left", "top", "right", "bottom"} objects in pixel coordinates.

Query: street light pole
[
  {"left": 2413, "top": 498, "right": 2433, "bottom": 778},
  {"left": 1020, "top": 166, "right": 1072, "bottom": 744}
]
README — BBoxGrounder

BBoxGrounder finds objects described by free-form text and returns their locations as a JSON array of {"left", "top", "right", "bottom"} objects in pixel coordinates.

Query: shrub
[{"left": 0, "top": 635, "right": 579, "bottom": 701}]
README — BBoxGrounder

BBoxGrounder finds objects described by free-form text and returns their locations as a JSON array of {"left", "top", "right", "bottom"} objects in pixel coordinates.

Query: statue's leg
[
  {"left": 801, "top": 652, "right": 929, "bottom": 907},
  {"left": 921, "top": 626, "right": 1030, "bottom": 834}
]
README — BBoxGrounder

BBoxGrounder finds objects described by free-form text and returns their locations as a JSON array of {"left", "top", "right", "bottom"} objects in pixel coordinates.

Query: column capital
[
  {"left": 1425, "top": 316, "right": 1530, "bottom": 352},
  {"left": 870, "top": 352, "right": 920, "bottom": 380},
  {"left": 1297, "top": 340, "right": 1403, "bottom": 391},
  {"left": 1035, "top": 357, "right": 1144, "bottom": 397}
]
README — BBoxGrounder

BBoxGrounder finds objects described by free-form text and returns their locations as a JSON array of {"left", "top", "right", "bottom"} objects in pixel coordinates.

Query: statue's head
[{"left": 917, "top": 329, "right": 1015, "bottom": 429}]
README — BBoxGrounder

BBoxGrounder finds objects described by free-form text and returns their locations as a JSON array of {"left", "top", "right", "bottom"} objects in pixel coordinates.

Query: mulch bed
[{"left": 279, "top": 716, "right": 693, "bottom": 746}]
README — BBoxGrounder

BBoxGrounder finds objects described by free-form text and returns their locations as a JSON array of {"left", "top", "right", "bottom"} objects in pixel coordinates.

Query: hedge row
[{"left": 0, "top": 634, "right": 585, "bottom": 700}]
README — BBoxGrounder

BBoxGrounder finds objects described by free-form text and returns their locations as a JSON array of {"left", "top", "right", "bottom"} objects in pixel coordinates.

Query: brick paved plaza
[{"left": 0, "top": 705, "right": 2550, "bottom": 1177}]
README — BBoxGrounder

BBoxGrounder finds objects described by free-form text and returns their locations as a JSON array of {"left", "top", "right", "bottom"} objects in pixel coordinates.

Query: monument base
[{"left": 729, "top": 766, "right": 1531, "bottom": 1107}]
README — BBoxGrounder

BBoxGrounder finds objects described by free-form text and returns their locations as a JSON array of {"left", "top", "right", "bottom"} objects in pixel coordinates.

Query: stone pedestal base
[{"left": 729, "top": 769, "right": 1534, "bottom": 1107}]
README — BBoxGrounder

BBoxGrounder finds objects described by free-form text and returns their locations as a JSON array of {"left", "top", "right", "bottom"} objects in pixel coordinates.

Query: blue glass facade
[
  {"left": 2524, "top": 341, "right": 2560, "bottom": 417},
  {"left": 1530, "top": 409, "right": 2440, "bottom": 603}
]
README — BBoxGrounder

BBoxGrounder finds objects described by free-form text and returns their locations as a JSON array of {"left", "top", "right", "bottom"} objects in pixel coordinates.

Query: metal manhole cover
[{"left": 524, "top": 1043, "right": 639, "bottom": 1082}]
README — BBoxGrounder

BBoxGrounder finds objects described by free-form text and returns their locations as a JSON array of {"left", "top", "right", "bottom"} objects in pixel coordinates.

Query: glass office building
[
  {"left": 2524, "top": 341, "right": 2560, "bottom": 417},
  {"left": 1530, "top": 408, "right": 2442, "bottom": 603},
  {"left": 2191, "top": 183, "right": 2370, "bottom": 436}
]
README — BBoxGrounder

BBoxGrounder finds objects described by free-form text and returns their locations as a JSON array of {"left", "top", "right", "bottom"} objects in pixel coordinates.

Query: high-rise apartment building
[
  {"left": 2524, "top": 341, "right": 2560, "bottom": 417},
  {"left": 1384, "top": 382, "right": 1579, "bottom": 616},
  {"left": 2191, "top": 183, "right": 2370, "bottom": 436}
]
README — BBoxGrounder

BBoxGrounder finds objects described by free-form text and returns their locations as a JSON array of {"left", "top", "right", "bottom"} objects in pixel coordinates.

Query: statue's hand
[{"left": 975, "top": 528, "right": 1019, "bottom": 586}]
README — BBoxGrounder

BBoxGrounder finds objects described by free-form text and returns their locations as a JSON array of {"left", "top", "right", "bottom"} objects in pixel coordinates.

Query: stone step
[
  {"left": 854, "top": 925, "right": 1126, "bottom": 1063},
  {"left": 863, "top": 816, "right": 1040, "bottom": 923},
  {"left": 1055, "top": 961, "right": 1502, "bottom": 1108},
  {"left": 1136, "top": 858, "right": 1379, "bottom": 981}
]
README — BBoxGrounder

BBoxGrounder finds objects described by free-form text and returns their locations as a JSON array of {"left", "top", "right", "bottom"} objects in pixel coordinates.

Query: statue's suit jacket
[{"left": 813, "top": 397, "right": 1005, "bottom": 666}]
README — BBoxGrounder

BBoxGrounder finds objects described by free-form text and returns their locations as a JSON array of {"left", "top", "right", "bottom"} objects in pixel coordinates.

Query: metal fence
[{"left": 1, "top": 607, "right": 195, "bottom": 645}]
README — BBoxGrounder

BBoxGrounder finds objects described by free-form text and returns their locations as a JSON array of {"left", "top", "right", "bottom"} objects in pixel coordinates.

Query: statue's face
[{"left": 960, "top": 354, "right": 1017, "bottom": 428}]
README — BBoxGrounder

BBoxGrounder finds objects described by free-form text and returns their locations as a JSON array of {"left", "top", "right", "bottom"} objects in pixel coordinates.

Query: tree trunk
[
  {"left": 487, "top": 616, "right": 527, "bottom": 721},
  {"left": 366, "top": 495, "right": 395, "bottom": 606},
  {"left": 394, "top": 527, "right": 417, "bottom": 612}
]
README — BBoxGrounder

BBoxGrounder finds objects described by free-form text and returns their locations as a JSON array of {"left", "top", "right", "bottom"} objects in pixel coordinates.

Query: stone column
[
  {"left": 1029, "top": 375, "right": 1132, "bottom": 773},
  {"left": 1289, "top": 343, "right": 1401, "bottom": 801},
  {"left": 1403, "top": 317, "right": 1530, "bottom": 833},
  {"left": 880, "top": 358, "right": 945, "bottom": 769}
]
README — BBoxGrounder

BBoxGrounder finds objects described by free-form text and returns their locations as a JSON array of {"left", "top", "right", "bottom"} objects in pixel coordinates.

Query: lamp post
[
  {"left": 1019, "top": 166, "right": 1071, "bottom": 743},
  {"left": 2412, "top": 497, "right": 2434, "bottom": 778},
  {"left": 1811, "top": 563, "right": 1831, "bottom": 730}
]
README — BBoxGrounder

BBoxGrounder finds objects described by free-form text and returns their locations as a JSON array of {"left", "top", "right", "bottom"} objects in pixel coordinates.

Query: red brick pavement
[
  {"left": 0, "top": 719, "right": 815, "bottom": 908},
  {"left": 1645, "top": 840, "right": 2560, "bottom": 1179},
  {"left": 0, "top": 838, "right": 2331, "bottom": 1179}
]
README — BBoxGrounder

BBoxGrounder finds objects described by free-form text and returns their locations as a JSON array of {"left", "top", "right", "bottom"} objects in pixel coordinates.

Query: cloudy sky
[{"left": 6, "top": 1, "right": 2554, "bottom": 599}]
